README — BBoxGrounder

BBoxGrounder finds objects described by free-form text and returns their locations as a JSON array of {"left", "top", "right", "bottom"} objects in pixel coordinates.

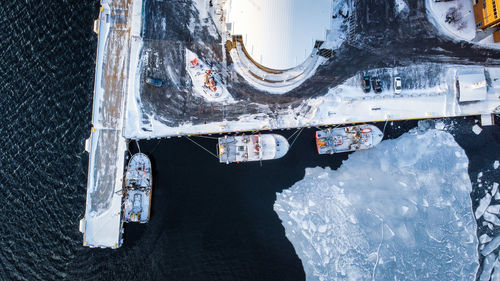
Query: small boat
[
  {"left": 123, "top": 153, "right": 152, "bottom": 223},
  {"left": 218, "top": 134, "right": 289, "bottom": 164},
  {"left": 315, "top": 124, "right": 383, "bottom": 154}
]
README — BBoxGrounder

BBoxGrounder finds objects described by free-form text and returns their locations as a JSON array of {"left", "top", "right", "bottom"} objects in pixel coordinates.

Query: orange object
[
  {"left": 190, "top": 58, "right": 199, "bottom": 67},
  {"left": 361, "top": 128, "right": 372, "bottom": 133},
  {"left": 473, "top": 0, "right": 500, "bottom": 30},
  {"left": 494, "top": 30, "right": 500, "bottom": 43},
  {"left": 204, "top": 71, "right": 218, "bottom": 91}
]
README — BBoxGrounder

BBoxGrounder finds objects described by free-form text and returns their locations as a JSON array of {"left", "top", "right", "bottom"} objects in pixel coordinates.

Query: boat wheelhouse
[{"left": 218, "top": 134, "right": 289, "bottom": 164}]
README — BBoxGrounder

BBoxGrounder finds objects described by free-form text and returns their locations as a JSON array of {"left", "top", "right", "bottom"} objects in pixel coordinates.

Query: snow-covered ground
[
  {"left": 478, "top": 33, "right": 500, "bottom": 50},
  {"left": 274, "top": 126, "right": 479, "bottom": 280},
  {"left": 209, "top": 0, "right": 349, "bottom": 94},
  {"left": 124, "top": 63, "right": 500, "bottom": 139},
  {"left": 83, "top": 0, "right": 144, "bottom": 249},
  {"left": 426, "top": 0, "right": 476, "bottom": 41},
  {"left": 394, "top": 0, "right": 409, "bottom": 15},
  {"left": 189, "top": 0, "right": 219, "bottom": 40},
  {"left": 83, "top": 4, "right": 124, "bottom": 249},
  {"left": 426, "top": 0, "right": 500, "bottom": 49},
  {"left": 317, "top": 0, "right": 349, "bottom": 50}
]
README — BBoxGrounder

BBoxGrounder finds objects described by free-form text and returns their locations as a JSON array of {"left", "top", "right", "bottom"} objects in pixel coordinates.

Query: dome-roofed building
[
  {"left": 225, "top": 0, "right": 332, "bottom": 70},
  {"left": 219, "top": 0, "right": 333, "bottom": 93}
]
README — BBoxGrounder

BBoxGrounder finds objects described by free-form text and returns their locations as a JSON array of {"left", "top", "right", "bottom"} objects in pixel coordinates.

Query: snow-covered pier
[
  {"left": 80, "top": 0, "right": 142, "bottom": 249},
  {"left": 122, "top": 0, "right": 500, "bottom": 140},
  {"left": 124, "top": 62, "right": 500, "bottom": 139},
  {"left": 80, "top": 0, "right": 500, "bottom": 249}
]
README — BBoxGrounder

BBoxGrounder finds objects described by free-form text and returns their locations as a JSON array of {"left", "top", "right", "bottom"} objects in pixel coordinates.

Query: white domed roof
[{"left": 225, "top": 0, "right": 332, "bottom": 70}]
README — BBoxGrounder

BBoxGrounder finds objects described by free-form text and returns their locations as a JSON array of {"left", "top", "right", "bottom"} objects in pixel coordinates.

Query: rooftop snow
[{"left": 224, "top": 0, "right": 331, "bottom": 70}]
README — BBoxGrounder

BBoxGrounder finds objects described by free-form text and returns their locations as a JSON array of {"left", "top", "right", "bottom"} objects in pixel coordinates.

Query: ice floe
[
  {"left": 473, "top": 124, "right": 483, "bottom": 135},
  {"left": 482, "top": 235, "right": 500, "bottom": 256},
  {"left": 274, "top": 128, "right": 478, "bottom": 280},
  {"left": 480, "top": 253, "right": 497, "bottom": 281},
  {"left": 476, "top": 193, "right": 492, "bottom": 219}
]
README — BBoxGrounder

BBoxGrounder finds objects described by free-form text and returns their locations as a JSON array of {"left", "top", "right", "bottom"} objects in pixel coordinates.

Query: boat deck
[
  {"left": 316, "top": 125, "right": 383, "bottom": 154},
  {"left": 218, "top": 134, "right": 289, "bottom": 163},
  {"left": 123, "top": 189, "right": 151, "bottom": 223}
]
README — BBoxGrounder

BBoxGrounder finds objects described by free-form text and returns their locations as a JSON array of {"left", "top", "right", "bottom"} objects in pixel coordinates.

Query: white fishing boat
[
  {"left": 315, "top": 124, "right": 383, "bottom": 154},
  {"left": 218, "top": 134, "right": 289, "bottom": 164},
  {"left": 123, "top": 153, "right": 152, "bottom": 223}
]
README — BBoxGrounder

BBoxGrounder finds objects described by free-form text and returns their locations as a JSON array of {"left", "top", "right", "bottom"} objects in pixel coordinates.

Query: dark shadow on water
[{"left": 123, "top": 123, "right": 419, "bottom": 281}]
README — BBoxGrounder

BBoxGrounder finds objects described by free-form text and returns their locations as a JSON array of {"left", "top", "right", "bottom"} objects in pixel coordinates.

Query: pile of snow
[
  {"left": 322, "top": 0, "right": 349, "bottom": 50},
  {"left": 189, "top": 0, "right": 219, "bottom": 39},
  {"left": 425, "top": 0, "right": 476, "bottom": 41},
  {"left": 478, "top": 34, "right": 500, "bottom": 50},
  {"left": 395, "top": 0, "right": 409, "bottom": 14},
  {"left": 274, "top": 128, "right": 478, "bottom": 280},
  {"left": 185, "top": 49, "right": 235, "bottom": 104}
]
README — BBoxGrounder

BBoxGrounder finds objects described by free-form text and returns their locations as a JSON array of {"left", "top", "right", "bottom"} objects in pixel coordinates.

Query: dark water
[{"left": 0, "top": 1, "right": 499, "bottom": 281}]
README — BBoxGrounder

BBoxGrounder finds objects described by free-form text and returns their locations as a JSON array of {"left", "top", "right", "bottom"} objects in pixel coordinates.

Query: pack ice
[{"left": 274, "top": 129, "right": 478, "bottom": 281}]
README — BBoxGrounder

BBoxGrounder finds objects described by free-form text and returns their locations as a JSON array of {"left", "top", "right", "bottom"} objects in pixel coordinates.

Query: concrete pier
[{"left": 80, "top": 0, "right": 140, "bottom": 249}]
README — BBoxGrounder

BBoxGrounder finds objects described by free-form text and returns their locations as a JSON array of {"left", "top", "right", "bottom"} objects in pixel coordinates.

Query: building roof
[
  {"left": 225, "top": 0, "right": 331, "bottom": 70},
  {"left": 458, "top": 72, "right": 487, "bottom": 102}
]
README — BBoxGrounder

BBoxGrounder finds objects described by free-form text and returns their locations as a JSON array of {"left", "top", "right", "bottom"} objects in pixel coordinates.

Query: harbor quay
[
  {"left": 80, "top": 0, "right": 139, "bottom": 248},
  {"left": 81, "top": 0, "right": 500, "bottom": 248}
]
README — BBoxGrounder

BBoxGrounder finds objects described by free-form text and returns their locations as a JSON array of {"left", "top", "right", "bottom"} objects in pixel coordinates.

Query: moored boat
[
  {"left": 123, "top": 153, "right": 152, "bottom": 223},
  {"left": 218, "top": 134, "right": 289, "bottom": 164},
  {"left": 315, "top": 124, "right": 383, "bottom": 154}
]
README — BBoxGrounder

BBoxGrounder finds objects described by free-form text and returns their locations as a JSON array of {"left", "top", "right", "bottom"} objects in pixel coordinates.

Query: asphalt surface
[{"left": 138, "top": 0, "right": 500, "bottom": 127}]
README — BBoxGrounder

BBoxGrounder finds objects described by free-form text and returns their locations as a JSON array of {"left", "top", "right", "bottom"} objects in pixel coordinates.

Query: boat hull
[
  {"left": 218, "top": 134, "right": 289, "bottom": 164},
  {"left": 123, "top": 153, "right": 153, "bottom": 223},
  {"left": 316, "top": 124, "right": 383, "bottom": 154}
]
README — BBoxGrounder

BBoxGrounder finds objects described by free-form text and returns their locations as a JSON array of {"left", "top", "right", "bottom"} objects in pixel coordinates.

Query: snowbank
[
  {"left": 185, "top": 48, "right": 235, "bottom": 103},
  {"left": 426, "top": 0, "right": 500, "bottom": 49},
  {"left": 274, "top": 128, "right": 478, "bottom": 280},
  {"left": 478, "top": 34, "right": 500, "bottom": 50},
  {"left": 395, "top": 0, "right": 409, "bottom": 15},
  {"left": 426, "top": 0, "right": 475, "bottom": 41}
]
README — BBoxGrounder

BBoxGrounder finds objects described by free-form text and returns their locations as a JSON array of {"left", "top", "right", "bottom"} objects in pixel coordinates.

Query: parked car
[
  {"left": 145, "top": 77, "right": 163, "bottom": 87},
  {"left": 394, "top": 76, "right": 402, "bottom": 94},
  {"left": 371, "top": 77, "right": 382, "bottom": 93},
  {"left": 362, "top": 76, "right": 371, "bottom": 93}
]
